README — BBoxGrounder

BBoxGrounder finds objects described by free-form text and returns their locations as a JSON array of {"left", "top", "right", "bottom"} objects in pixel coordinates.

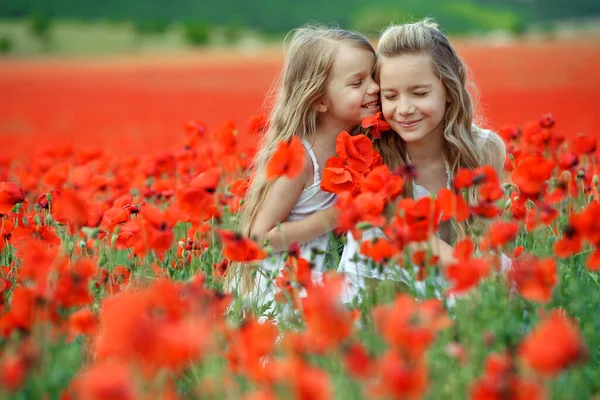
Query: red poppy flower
[
  {"left": 372, "top": 350, "right": 428, "bottom": 399},
  {"left": 519, "top": 309, "right": 587, "bottom": 376},
  {"left": 247, "top": 113, "right": 269, "bottom": 137},
  {"left": 227, "top": 317, "right": 279, "bottom": 384},
  {"left": 218, "top": 229, "right": 266, "bottom": 262},
  {"left": 0, "top": 182, "right": 25, "bottom": 215},
  {"left": 508, "top": 256, "right": 557, "bottom": 303},
  {"left": 69, "top": 360, "right": 138, "bottom": 400},
  {"left": 335, "top": 131, "right": 377, "bottom": 173},
  {"left": 321, "top": 156, "right": 360, "bottom": 195},
  {"left": 68, "top": 308, "right": 98, "bottom": 339},
  {"left": 511, "top": 155, "right": 555, "bottom": 199},
  {"left": 100, "top": 207, "right": 131, "bottom": 233},
  {"left": 372, "top": 294, "right": 451, "bottom": 360},
  {"left": 361, "top": 112, "right": 390, "bottom": 139},
  {"left": 51, "top": 189, "right": 90, "bottom": 233},
  {"left": 436, "top": 188, "right": 470, "bottom": 222},
  {"left": 572, "top": 132, "right": 597, "bottom": 155},
  {"left": 360, "top": 237, "right": 398, "bottom": 264},
  {"left": 344, "top": 343, "right": 373, "bottom": 379},
  {"left": 0, "top": 353, "right": 27, "bottom": 392},
  {"left": 498, "top": 124, "right": 521, "bottom": 142},
  {"left": 395, "top": 197, "right": 441, "bottom": 242},
  {"left": 487, "top": 221, "right": 520, "bottom": 248},
  {"left": 557, "top": 151, "right": 579, "bottom": 170},
  {"left": 445, "top": 238, "right": 490, "bottom": 294},
  {"left": 301, "top": 272, "right": 353, "bottom": 352},
  {"left": 229, "top": 179, "right": 249, "bottom": 197},
  {"left": 266, "top": 137, "right": 305, "bottom": 180},
  {"left": 360, "top": 165, "right": 404, "bottom": 203},
  {"left": 471, "top": 352, "right": 545, "bottom": 400}
]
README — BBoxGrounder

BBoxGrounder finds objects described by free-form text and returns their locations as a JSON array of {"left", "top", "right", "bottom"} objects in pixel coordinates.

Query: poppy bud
[
  {"left": 98, "top": 253, "right": 107, "bottom": 266},
  {"left": 355, "top": 222, "right": 373, "bottom": 231},
  {"left": 504, "top": 199, "right": 512, "bottom": 210},
  {"left": 593, "top": 175, "right": 599, "bottom": 186},
  {"left": 540, "top": 113, "right": 555, "bottom": 128},
  {"left": 560, "top": 170, "right": 572, "bottom": 182}
]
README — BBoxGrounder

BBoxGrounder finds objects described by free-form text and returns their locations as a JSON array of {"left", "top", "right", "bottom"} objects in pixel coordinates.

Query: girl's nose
[
  {"left": 397, "top": 97, "right": 415, "bottom": 116},
  {"left": 366, "top": 78, "right": 379, "bottom": 95}
]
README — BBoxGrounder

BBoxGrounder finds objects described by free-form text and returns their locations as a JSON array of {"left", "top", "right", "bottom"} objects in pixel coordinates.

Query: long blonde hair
[
  {"left": 375, "top": 18, "right": 505, "bottom": 240},
  {"left": 230, "top": 25, "right": 375, "bottom": 292}
]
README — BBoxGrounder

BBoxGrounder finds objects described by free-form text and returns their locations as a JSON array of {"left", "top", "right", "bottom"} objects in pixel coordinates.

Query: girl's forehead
[
  {"left": 378, "top": 53, "right": 436, "bottom": 85},
  {"left": 331, "top": 45, "right": 375, "bottom": 74}
]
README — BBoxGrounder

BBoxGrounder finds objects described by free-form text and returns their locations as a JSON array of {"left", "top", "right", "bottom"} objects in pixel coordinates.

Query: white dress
[
  {"left": 248, "top": 139, "right": 337, "bottom": 315},
  {"left": 338, "top": 129, "right": 512, "bottom": 303}
]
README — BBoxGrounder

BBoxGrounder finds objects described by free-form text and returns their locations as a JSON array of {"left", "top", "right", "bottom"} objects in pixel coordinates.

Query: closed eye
[
  {"left": 350, "top": 80, "right": 363, "bottom": 87},
  {"left": 384, "top": 94, "right": 397, "bottom": 100},
  {"left": 414, "top": 92, "right": 429, "bottom": 97}
]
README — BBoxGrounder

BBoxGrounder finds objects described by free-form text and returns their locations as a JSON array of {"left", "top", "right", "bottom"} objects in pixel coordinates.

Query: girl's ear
[{"left": 314, "top": 96, "right": 329, "bottom": 113}]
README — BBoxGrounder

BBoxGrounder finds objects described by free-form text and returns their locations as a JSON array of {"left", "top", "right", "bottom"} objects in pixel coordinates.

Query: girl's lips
[
  {"left": 361, "top": 100, "right": 379, "bottom": 109},
  {"left": 398, "top": 118, "right": 423, "bottom": 128}
]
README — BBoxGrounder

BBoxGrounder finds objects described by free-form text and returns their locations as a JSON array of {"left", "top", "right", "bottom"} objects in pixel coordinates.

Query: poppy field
[{"left": 1, "top": 38, "right": 600, "bottom": 399}]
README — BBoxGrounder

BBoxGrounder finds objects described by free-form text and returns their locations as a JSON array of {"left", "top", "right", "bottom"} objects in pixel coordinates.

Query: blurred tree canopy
[{"left": 1, "top": 0, "right": 598, "bottom": 35}]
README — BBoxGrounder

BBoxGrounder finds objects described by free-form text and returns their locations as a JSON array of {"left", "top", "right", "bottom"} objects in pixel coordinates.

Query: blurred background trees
[{"left": 0, "top": 0, "right": 598, "bottom": 54}]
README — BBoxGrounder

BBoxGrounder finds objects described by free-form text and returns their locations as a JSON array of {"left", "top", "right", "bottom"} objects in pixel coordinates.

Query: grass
[{"left": 0, "top": 19, "right": 271, "bottom": 57}]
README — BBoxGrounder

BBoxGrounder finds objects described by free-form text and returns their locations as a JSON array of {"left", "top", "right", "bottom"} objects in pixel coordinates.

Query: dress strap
[{"left": 301, "top": 138, "right": 321, "bottom": 183}]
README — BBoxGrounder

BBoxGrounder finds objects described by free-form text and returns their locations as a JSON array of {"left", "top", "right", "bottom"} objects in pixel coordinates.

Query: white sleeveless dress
[
  {"left": 249, "top": 138, "right": 337, "bottom": 314},
  {"left": 338, "top": 129, "right": 511, "bottom": 303}
]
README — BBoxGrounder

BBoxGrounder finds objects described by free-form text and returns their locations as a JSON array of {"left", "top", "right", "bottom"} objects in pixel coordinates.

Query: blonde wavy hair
[
  {"left": 375, "top": 18, "right": 505, "bottom": 241},
  {"left": 227, "top": 25, "right": 375, "bottom": 293}
]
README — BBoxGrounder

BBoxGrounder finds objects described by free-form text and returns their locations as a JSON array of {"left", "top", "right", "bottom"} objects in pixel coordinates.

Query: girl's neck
[
  {"left": 404, "top": 125, "right": 446, "bottom": 166},
  {"left": 312, "top": 115, "right": 354, "bottom": 149}
]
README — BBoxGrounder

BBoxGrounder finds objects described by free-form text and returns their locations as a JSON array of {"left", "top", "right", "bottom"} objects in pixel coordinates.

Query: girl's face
[
  {"left": 379, "top": 52, "right": 447, "bottom": 144},
  {"left": 320, "top": 44, "right": 380, "bottom": 129}
]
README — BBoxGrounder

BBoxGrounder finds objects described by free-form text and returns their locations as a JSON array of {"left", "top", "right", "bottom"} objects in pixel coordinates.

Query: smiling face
[
  {"left": 379, "top": 52, "right": 447, "bottom": 144},
  {"left": 319, "top": 43, "right": 380, "bottom": 129}
]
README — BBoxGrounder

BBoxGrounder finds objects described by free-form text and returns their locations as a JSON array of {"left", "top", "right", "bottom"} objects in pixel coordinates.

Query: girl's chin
[{"left": 394, "top": 129, "right": 426, "bottom": 143}]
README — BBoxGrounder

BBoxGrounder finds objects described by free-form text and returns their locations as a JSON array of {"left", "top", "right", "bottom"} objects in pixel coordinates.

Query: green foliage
[
  {"left": 28, "top": 12, "right": 52, "bottom": 41},
  {"left": 183, "top": 20, "right": 211, "bottom": 46},
  {"left": 134, "top": 19, "right": 169, "bottom": 35},
  {"left": 1, "top": 0, "right": 598, "bottom": 35},
  {"left": 223, "top": 19, "right": 244, "bottom": 45},
  {"left": 0, "top": 35, "right": 12, "bottom": 53},
  {"left": 438, "top": 2, "right": 525, "bottom": 34},
  {"left": 351, "top": 7, "right": 423, "bottom": 37}
]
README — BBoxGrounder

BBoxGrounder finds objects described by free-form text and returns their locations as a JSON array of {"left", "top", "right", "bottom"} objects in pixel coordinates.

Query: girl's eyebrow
[
  {"left": 345, "top": 72, "right": 365, "bottom": 81},
  {"left": 409, "top": 84, "right": 432, "bottom": 90},
  {"left": 381, "top": 84, "right": 432, "bottom": 91}
]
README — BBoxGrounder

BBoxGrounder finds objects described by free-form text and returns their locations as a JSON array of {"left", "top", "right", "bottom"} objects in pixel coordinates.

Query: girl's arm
[
  {"left": 413, "top": 235, "right": 456, "bottom": 267},
  {"left": 261, "top": 206, "right": 338, "bottom": 252},
  {"left": 250, "top": 154, "right": 338, "bottom": 252}
]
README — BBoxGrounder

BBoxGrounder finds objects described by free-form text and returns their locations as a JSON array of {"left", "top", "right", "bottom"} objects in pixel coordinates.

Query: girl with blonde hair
[
  {"left": 230, "top": 25, "right": 381, "bottom": 313},
  {"left": 339, "top": 18, "right": 508, "bottom": 302}
]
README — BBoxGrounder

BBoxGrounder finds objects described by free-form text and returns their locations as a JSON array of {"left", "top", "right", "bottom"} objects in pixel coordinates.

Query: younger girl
[
  {"left": 339, "top": 19, "right": 507, "bottom": 301},
  {"left": 231, "top": 25, "right": 381, "bottom": 314}
]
